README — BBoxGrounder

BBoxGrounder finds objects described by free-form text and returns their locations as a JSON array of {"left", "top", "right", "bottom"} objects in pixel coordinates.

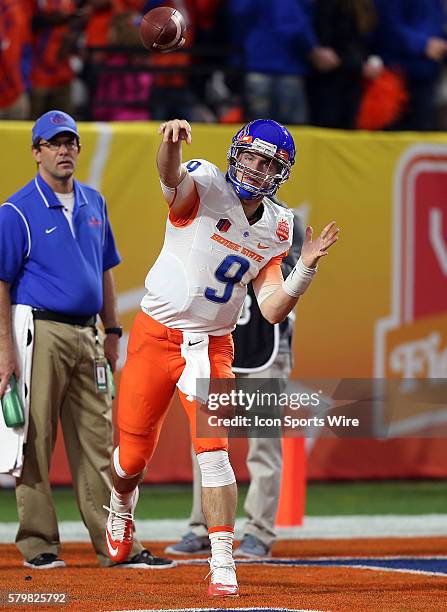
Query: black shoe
[
  {"left": 234, "top": 534, "right": 271, "bottom": 558},
  {"left": 111, "top": 549, "right": 176, "bottom": 569},
  {"left": 164, "top": 531, "right": 211, "bottom": 555},
  {"left": 23, "top": 553, "right": 66, "bottom": 569}
]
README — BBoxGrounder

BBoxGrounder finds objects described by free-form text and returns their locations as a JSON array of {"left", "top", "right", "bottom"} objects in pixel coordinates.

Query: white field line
[
  {"left": 110, "top": 609, "right": 327, "bottom": 612},
  {"left": 1, "top": 515, "right": 447, "bottom": 543}
]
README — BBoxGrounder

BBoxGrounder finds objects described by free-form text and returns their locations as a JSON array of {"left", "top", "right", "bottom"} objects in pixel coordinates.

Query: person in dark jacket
[
  {"left": 227, "top": 0, "right": 340, "bottom": 124},
  {"left": 373, "top": 0, "right": 447, "bottom": 130},
  {"left": 308, "top": 0, "right": 381, "bottom": 129}
]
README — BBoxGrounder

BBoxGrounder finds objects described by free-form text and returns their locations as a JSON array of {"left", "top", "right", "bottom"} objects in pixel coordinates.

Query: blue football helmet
[{"left": 227, "top": 119, "right": 296, "bottom": 200}]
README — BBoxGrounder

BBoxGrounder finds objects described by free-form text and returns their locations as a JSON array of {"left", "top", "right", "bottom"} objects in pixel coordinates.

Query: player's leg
[
  {"left": 180, "top": 333, "right": 238, "bottom": 596},
  {"left": 107, "top": 427, "right": 171, "bottom": 562},
  {"left": 197, "top": 451, "right": 237, "bottom": 533},
  {"left": 189, "top": 447, "right": 208, "bottom": 536},
  {"left": 181, "top": 394, "right": 238, "bottom": 596},
  {"left": 197, "top": 450, "right": 238, "bottom": 596},
  {"left": 105, "top": 312, "right": 176, "bottom": 563}
]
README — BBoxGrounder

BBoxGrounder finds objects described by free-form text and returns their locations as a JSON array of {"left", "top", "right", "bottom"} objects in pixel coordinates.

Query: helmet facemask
[{"left": 227, "top": 138, "right": 292, "bottom": 200}]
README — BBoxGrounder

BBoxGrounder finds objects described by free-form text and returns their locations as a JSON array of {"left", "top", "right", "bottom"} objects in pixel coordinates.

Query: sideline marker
[{"left": 275, "top": 437, "right": 306, "bottom": 527}]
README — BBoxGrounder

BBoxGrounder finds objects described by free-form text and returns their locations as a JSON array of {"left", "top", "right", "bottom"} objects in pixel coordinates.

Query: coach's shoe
[
  {"left": 234, "top": 534, "right": 271, "bottom": 559},
  {"left": 111, "top": 549, "right": 177, "bottom": 569},
  {"left": 165, "top": 531, "right": 211, "bottom": 555},
  {"left": 206, "top": 556, "right": 239, "bottom": 597},
  {"left": 23, "top": 553, "right": 66, "bottom": 569},
  {"left": 104, "top": 487, "right": 139, "bottom": 563}
]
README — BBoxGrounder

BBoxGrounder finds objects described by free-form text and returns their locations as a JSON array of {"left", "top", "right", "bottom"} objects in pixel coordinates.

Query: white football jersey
[{"left": 141, "top": 159, "right": 293, "bottom": 335}]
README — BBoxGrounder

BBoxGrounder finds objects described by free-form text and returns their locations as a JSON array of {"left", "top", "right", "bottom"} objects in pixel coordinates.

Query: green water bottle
[
  {"left": 1, "top": 375, "right": 25, "bottom": 428},
  {"left": 106, "top": 363, "right": 115, "bottom": 400}
]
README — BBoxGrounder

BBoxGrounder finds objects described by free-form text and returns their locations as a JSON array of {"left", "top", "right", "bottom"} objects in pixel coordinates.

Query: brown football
[{"left": 139, "top": 7, "right": 186, "bottom": 52}]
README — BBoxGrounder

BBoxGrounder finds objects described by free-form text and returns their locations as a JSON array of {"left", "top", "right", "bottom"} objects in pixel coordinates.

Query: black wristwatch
[{"left": 104, "top": 326, "right": 123, "bottom": 338}]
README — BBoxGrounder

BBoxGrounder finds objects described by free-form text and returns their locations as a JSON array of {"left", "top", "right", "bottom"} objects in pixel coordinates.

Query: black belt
[{"left": 33, "top": 309, "right": 96, "bottom": 327}]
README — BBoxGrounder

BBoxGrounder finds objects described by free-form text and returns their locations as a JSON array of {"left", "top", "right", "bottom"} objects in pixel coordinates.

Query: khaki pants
[
  {"left": 189, "top": 352, "right": 291, "bottom": 547},
  {"left": 15, "top": 320, "right": 143, "bottom": 566}
]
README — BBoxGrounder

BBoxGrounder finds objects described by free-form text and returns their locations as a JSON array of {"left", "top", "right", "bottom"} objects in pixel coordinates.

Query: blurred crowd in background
[{"left": 2, "top": 0, "right": 447, "bottom": 131}]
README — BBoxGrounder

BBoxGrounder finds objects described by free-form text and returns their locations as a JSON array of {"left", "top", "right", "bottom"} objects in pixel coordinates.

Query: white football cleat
[{"left": 206, "top": 556, "right": 239, "bottom": 597}]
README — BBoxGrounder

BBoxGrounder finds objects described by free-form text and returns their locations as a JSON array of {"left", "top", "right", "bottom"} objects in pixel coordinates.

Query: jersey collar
[{"left": 34, "top": 173, "right": 88, "bottom": 209}]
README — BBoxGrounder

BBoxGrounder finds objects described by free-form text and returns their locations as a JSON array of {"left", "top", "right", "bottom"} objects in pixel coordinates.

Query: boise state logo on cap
[
  {"left": 51, "top": 112, "right": 69, "bottom": 125},
  {"left": 32, "top": 110, "right": 79, "bottom": 144}
]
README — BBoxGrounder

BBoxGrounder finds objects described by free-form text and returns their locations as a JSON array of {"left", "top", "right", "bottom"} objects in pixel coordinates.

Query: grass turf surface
[{"left": 1, "top": 480, "right": 447, "bottom": 522}]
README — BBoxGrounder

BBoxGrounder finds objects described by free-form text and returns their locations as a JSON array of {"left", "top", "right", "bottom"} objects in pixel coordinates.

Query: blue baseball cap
[{"left": 32, "top": 110, "right": 79, "bottom": 144}]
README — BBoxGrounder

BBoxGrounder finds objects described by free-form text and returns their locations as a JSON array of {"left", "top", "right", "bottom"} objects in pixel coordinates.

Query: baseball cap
[{"left": 32, "top": 110, "right": 79, "bottom": 144}]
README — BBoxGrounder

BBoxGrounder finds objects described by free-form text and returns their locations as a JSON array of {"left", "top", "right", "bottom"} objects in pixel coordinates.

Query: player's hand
[
  {"left": 158, "top": 119, "right": 192, "bottom": 144},
  {"left": 301, "top": 221, "right": 339, "bottom": 268}
]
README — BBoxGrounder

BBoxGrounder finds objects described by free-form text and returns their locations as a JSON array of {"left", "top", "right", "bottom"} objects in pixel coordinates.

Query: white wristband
[{"left": 282, "top": 257, "right": 317, "bottom": 298}]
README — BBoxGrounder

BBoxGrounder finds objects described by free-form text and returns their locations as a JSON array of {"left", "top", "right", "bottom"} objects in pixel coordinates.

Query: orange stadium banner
[{"left": 0, "top": 122, "right": 446, "bottom": 483}]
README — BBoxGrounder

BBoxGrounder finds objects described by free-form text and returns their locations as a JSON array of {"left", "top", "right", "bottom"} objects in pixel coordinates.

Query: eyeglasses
[{"left": 38, "top": 139, "right": 79, "bottom": 152}]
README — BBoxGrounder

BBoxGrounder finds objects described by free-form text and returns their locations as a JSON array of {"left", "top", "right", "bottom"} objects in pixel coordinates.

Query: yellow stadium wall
[{"left": 1, "top": 122, "right": 446, "bottom": 482}]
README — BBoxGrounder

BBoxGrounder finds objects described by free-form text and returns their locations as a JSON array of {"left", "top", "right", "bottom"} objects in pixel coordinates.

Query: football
[{"left": 139, "top": 7, "right": 186, "bottom": 52}]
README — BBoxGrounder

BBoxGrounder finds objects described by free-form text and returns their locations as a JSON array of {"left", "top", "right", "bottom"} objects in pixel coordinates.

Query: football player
[{"left": 104, "top": 118, "right": 339, "bottom": 596}]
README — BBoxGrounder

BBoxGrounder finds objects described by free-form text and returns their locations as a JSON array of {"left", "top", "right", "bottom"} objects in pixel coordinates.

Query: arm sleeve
[
  {"left": 101, "top": 197, "right": 121, "bottom": 271},
  {"left": 0, "top": 204, "right": 29, "bottom": 283}
]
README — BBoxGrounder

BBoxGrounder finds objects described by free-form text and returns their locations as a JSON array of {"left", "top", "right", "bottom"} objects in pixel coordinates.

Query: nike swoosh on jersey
[
  {"left": 188, "top": 340, "right": 202, "bottom": 346},
  {"left": 45, "top": 227, "right": 57, "bottom": 234},
  {"left": 257, "top": 242, "right": 269, "bottom": 249}
]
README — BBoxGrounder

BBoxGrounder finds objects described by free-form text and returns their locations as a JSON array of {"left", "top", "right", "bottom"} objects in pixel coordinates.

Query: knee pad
[{"left": 196, "top": 450, "right": 236, "bottom": 487}]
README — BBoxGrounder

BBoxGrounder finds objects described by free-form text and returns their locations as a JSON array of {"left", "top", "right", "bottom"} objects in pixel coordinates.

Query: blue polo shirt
[{"left": 0, "top": 174, "right": 121, "bottom": 316}]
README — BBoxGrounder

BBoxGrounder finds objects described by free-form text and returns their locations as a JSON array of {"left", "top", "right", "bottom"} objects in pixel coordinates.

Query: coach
[{"left": 0, "top": 111, "right": 160, "bottom": 569}]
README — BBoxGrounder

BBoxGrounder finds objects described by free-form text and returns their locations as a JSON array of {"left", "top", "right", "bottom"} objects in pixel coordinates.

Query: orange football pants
[{"left": 117, "top": 311, "right": 234, "bottom": 476}]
